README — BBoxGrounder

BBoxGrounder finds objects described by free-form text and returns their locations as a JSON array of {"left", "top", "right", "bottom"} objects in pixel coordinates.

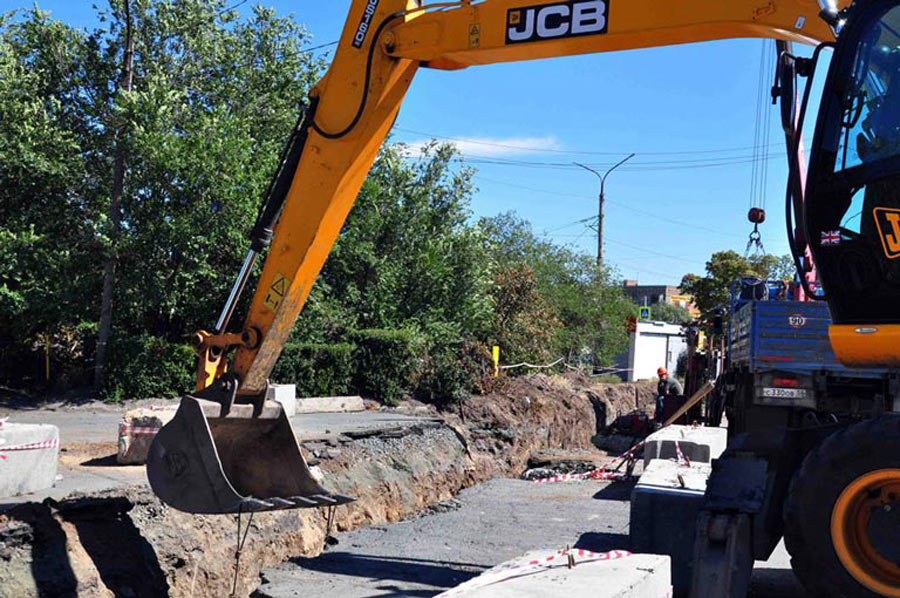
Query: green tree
[
  {"left": 0, "top": 2, "right": 325, "bottom": 392},
  {"left": 295, "top": 142, "right": 493, "bottom": 342},
  {"left": 681, "top": 250, "right": 798, "bottom": 315},
  {"left": 479, "top": 213, "right": 634, "bottom": 367},
  {"left": 646, "top": 301, "right": 693, "bottom": 324}
]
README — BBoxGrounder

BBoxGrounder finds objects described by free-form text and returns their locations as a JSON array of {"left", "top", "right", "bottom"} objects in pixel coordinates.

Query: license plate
[{"left": 762, "top": 387, "right": 809, "bottom": 399}]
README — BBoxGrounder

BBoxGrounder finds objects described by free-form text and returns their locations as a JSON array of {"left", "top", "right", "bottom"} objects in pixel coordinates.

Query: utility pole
[{"left": 575, "top": 153, "right": 636, "bottom": 268}]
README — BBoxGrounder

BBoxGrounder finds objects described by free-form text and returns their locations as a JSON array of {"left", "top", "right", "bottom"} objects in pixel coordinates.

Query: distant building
[{"left": 623, "top": 280, "right": 699, "bottom": 317}]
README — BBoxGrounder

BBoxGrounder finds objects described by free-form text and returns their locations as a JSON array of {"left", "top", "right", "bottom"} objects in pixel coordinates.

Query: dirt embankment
[{"left": 0, "top": 374, "right": 653, "bottom": 598}]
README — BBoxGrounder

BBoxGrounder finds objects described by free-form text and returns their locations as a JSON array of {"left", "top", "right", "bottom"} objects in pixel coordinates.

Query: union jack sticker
[{"left": 821, "top": 230, "right": 841, "bottom": 246}]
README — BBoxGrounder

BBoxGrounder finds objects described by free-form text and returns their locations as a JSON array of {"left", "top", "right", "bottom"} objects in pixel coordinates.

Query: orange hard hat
[{"left": 658, "top": 367, "right": 668, "bottom": 376}]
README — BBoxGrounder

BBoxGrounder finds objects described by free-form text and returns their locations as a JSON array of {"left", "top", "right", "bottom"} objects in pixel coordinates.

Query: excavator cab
[{"left": 802, "top": 0, "right": 900, "bottom": 366}]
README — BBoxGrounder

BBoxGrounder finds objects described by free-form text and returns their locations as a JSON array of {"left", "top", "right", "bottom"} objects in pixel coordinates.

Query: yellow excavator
[{"left": 147, "top": 1, "right": 900, "bottom": 596}]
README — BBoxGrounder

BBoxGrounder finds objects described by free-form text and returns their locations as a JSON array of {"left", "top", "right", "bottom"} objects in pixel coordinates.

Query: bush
[
  {"left": 350, "top": 329, "right": 418, "bottom": 405},
  {"left": 413, "top": 342, "right": 487, "bottom": 409},
  {"left": 271, "top": 342, "right": 355, "bottom": 397},
  {"left": 103, "top": 335, "right": 194, "bottom": 401}
]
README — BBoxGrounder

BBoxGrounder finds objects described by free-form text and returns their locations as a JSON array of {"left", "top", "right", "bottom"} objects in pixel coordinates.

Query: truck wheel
[{"left": 784, "top": 416, "right": 900, "bottom": 597}]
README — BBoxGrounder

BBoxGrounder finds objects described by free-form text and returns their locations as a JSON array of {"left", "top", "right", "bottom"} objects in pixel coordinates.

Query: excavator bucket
[{"left": 147, "top": 393, "right": 353, "bottom": 514}]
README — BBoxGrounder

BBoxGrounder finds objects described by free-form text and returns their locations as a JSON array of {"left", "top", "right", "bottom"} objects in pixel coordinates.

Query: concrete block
[
  {"left": 438, "top": 550, "right": 671, "bottom": 598},
  {"left": 267, "top": 383, "right": 297, "bottom": 417},
  {"left": 643, "top": 424, "right": 726, "bottom": 467},
  {"left": 295, "top": 395, "right": 365, "bottom": 414},
  {"left": 631, "top": 459, "right": 712, "bottom": 597},
  {"left": 0, "top": 422, "right": 59, "bottom": 498},
  {"left": 117, "top": 406, "right": 175, "bottom": 464}
]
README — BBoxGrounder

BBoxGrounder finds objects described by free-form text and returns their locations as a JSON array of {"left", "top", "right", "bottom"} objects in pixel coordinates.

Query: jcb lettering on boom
[{"left": 506, "top": 0, "right": 608, "bottom": 45}]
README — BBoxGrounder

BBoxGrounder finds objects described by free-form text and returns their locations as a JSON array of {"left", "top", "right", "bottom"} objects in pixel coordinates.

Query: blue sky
[{"left": 20, "top": 1, "right": 832, "bottom": 285}]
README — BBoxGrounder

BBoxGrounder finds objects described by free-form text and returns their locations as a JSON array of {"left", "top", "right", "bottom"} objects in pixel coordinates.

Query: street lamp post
[{"left": 575, "top": 153, "right": 636, "bottom": 268}]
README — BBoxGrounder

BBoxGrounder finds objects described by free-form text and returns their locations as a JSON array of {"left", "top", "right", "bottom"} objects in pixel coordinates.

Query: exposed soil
[{"left": 0, "top": 374, "right": 653, "bottom": 598}]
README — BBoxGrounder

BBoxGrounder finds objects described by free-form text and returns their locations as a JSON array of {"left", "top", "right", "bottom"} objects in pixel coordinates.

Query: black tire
[{"left": 783, "top": 415, "right": 900, "bottom": 598}]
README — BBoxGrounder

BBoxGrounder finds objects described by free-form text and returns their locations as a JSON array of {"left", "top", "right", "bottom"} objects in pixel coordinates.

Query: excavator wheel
[{"left": 783, "top": 416, "right": 900, "bottom": 598}]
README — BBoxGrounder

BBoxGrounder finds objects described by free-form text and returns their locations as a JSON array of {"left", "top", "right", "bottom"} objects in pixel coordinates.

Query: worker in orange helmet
[{"left": 655, "top": 367, "right": 683, "bottom": 425}]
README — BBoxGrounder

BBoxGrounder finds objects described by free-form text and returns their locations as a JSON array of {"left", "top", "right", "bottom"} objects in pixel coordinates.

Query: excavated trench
[{"left": 0, "top": 374, "right": 653, "bottom": 598}]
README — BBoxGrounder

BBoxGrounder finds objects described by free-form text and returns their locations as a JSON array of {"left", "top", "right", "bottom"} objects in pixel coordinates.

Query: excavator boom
[{"left": 148, "top": 0, "right": 845, "bottom": 516}]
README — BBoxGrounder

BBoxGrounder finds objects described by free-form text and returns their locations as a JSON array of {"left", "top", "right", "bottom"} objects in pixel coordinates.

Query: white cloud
[{"left": 400, "top": 135, "right": 562, "bottom": 158}]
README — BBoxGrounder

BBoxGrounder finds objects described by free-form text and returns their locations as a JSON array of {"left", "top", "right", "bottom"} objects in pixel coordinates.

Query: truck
[
  {"left": 691, "top": 278, "right": 899, "bottom": 597},
  {"left": 725, "top": 278, "right": 891, "bottom": 426}
]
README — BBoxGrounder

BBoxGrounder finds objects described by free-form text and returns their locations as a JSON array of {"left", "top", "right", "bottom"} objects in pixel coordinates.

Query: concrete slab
[
  {"left": 631, "top": 459, "right": 712, "bottom": 597},
  {"left": 0, "top": 422, "right": 59, "bottom": 498},
  {"left": 437, "top": 550, "right": 671, "bottom": 598},
  {"left": 295, "top": 395, "right": 365, "bottom": 414},
  {"left": 117, "top": 406, "right": 175, "bottom": 464},
  {"left": 267, "top": 383, "right": 296, "bottom": 416},
  {"left": 642, "top": 424, "right": 726, "bottom": 467}
]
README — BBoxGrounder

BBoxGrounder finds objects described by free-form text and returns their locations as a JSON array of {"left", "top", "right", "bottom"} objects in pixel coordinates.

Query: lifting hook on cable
[{"left": 746, "top": 207, "right": 766, "bottom": 257}]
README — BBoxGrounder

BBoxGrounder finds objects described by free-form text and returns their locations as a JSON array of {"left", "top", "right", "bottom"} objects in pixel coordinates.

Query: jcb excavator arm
[
  {"left": 214, "top": 0, "right": 838, "bottom": 398},
  {"left": 149, "top": 0, "right": 842, "bottom": 516}
]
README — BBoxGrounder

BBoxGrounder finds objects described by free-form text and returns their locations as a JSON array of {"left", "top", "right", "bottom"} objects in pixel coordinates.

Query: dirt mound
[{"left": 0, "top": 374, "right": 653, "bottom": 598}]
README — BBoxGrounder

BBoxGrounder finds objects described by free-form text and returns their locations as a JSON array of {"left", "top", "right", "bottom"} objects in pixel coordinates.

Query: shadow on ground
[
  {"left": 3, "top": 497, "right": 168, "bottom": 598},
  {"left": 79, "top": 454, "right": 119, "bottom": 467},
  {"left": 592, "top": 479, "right": 636, "bottom": 501},
  {"left": 574, "top": 531, "right": 631, "bottom": 552},
  {"left": 282, "top": 552, "right": 486, "bottom": 597}
]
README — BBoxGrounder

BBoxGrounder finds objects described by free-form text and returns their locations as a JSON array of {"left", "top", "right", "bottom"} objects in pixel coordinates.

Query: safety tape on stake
[
  {"left": 435, "top": 548, "right": 632, "bottom": 597},
  {"left": 674, "top": 440, "right": 690, "bottom": 466},
  {"left": 0, "top": 439, "right": 59, "bottom": 460}
]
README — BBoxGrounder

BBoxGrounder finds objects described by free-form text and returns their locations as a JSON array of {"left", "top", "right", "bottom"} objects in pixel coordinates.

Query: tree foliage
[
  {"left": 647, "top": 301, "right": 693, "bottom": 324},
  {"left": 1, "top": 3, "right": 636, "bottom": 403},
  {"left": 0, "top": 2, "right": 324, "bottom": 390},
  {"left": 479, "top": 213, "right": 634, "bottom": 367},
  {"left": 680, "top": 250, "right": 798, "bottom": 315}
]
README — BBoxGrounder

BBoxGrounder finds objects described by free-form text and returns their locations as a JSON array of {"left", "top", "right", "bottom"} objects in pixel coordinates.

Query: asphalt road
[
  {"left": 0, "top": 402, "right": 434, "bottom": 507},
  {"left": 255, "top": 478, "right": 808, "bottom": 598},
  {"left": 0, "top": 403, "right": 432, "bottom": 443}
]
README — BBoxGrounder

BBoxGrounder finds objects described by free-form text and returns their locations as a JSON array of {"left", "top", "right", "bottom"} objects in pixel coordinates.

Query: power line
[
  {"left": 300, "top": 40, "right": 339, "bottom": 54},
  {"left": 460, "top": 154, "right": 783, "bottom": 172},
  {"left": 604, "top": 237, "right": 707, "bottom": 266},
  {"left": 474, "top": 174, "right": 747, "bottom": 239},
  {"left": 394, "top": 126, "right": 785, "bottom": 157}
]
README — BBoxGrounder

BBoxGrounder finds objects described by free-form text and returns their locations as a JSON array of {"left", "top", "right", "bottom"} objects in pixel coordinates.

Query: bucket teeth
[
  {"left": 288, "top": 496, "right": 320, "bottom": 507},
  {"left": 267, "top": 497, "right": 295, "bottom": 509},
  {"left": 239, "top": 497, "right": 274, "bottom": 512},
  {"left": 331, "top": 493, "right": 356, "bottom": 505},
  {"left": 311, "top": 494, "right": 338, "bottom": 505}
]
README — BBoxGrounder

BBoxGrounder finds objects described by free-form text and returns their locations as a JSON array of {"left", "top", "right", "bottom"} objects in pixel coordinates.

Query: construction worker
[{"left": 656, "top": 367, "right": 683, "bottom": 424}]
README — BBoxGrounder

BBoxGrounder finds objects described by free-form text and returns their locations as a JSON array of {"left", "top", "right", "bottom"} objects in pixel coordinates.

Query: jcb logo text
[
  {"left": 874, "top": 207, "right": 900, "bottom": 259},
  {"left": 506, "top": 0, "right": 608, "bottom": 44}
]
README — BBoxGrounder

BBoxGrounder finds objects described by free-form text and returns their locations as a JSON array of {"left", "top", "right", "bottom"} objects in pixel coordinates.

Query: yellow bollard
[{"left": 492, "top": 345, "right": 500, "bottom": 378}]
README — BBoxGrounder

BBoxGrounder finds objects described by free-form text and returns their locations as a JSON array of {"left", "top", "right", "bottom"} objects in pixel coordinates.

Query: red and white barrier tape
[
  {"left": 0, "top": 439, "right": 59, "bottom": 460},
  {"left": 531, "top": 469, "right": 626, "bottom": 484},
  {"left": 119, "top": 424, "right": 161, "bottom": 437},
  {"left": 530, "top": 439, "right": 646, "bottom": 484},
  {"left": 435, "top": 548, "right": 632, "bottom": 597}
]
